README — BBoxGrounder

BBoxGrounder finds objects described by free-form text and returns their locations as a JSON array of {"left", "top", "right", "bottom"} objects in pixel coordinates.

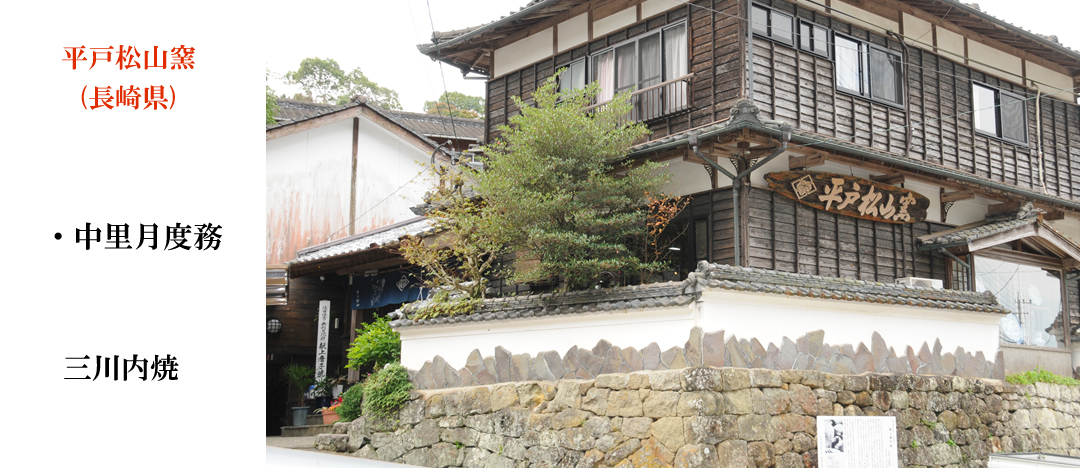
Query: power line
[{"left": 426, "top": 0, "right": 462, "bottom": 143}]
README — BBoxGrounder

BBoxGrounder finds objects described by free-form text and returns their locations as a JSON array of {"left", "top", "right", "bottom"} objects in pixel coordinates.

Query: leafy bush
[
  {"left": 337, "top": 383, "right": 364, "bottom": 422},
  {"left": 363, "top": 363, "right": 414, "bottom": 418},
  {"left": 346, "top": 317, "right": 401, "bottom": 370},
  {"left": 1005, "top": 367, "right": 1080, "bottom": 387},
  {"left": 281, "top": 364, "right": 315, "bottom": 407}
]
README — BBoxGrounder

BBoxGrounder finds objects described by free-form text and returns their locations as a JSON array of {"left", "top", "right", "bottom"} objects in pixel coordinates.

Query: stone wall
[
  {"left": 315, "top": 367, "right": 1080, "bottom": 468},
  {"left": 411, "top": 326, "right": 1005, "bottom": 390}
]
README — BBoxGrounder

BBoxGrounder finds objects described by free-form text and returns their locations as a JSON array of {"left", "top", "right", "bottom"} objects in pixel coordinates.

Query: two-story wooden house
[{"left": 401, "top": 0, "right": 1080, "bottom": 383}]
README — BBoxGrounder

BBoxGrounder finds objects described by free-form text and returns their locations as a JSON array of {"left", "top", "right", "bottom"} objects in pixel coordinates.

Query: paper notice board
[{"left": 817, "top": 416, "right": 899, "bottom": 468}]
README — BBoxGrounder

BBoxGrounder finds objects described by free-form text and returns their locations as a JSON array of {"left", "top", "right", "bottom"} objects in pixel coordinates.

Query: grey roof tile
[
  {"left": 291, "top": 217, "right": 436, "bottom": 265},
  {"left": 391, "top": 261, "right": 1008, "bottom": 329}
]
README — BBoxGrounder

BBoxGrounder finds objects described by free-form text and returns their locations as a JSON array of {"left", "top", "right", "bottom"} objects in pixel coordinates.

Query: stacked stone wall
[{"left": 317, "top": 367, "right": 1080, "bottom": 468}]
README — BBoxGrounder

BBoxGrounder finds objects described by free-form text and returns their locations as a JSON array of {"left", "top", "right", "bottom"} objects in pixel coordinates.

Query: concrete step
[{"left": 280, "top": 424, "right": 334, "bottom": 437}]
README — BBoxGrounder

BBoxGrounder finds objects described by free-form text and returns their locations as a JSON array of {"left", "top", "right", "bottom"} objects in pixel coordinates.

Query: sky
[{"left": 265, "top": 0, "right": 1080, "bottom": 113}]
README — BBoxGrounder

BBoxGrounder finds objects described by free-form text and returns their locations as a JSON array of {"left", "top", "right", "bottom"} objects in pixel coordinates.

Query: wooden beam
[
  {"left": 870, "top": 173, "right": 905, "bottom": 185},
  {"left": 940, "top": 190, "right": 975, "bottom": 203},
  {"left": 788, "top": 153, "right": 826, "bottom": 170},
  {"left": 1044, "top": 210, "right": 1066, "bottom": 221},
  {"left": 987, "top": 201, "right": 1022, "bottom": 215},
  {"left": 267, "top": 107, "right": 363, "bottom": 141},
  {"left": 979, "top": 246, "right": 1063, "bottom": 271}
]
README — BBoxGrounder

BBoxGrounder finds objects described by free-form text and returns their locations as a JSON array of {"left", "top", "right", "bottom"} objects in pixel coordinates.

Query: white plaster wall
[
  {"left": 265, "top": 114, "right": 433, "bottom": 264},
  {"left": 400, "top": 306, "right": 697, "bottom": 369},
  {"left": 947, "top": 197, "right": 992, "bottom": 226},
  {"left": 748, "top": 150, "right": 791, "bottom": 187},
  {"left": 902, "top": 13, "right": 934, "bottom": 53},
  {"left": 494, "top": 28, "right": 554, "bottom": 78},
  {"left": 698, "top": 289, "right": 1002, "bottom": 358},
  {"left": 642, "top": 0, "right": 682, "bottom": 19},
  {"left": 904, "top": 179, "right": 941, "bottom": 223},
  {"left": 593, "top": 7, "right": 637, "bottom": 38},
  {"left": 266, "top": 119, "right": 353, "bottom": 264},
  {"left": 1048, "top": 216, "right": 1080, "bottom": 241},
  {"left": 967, "top": 41, "right": 1023, "bottom": 83},
  {"left": 1026, "top": 61, "right": 1076, "bottom": 100},
  {"left": 399, "top": 287, "right": 1004, "bottom": 369},
  {"left": 557, "top": 14, "right": 589, "bottom": 53},
  {"left": 662, "top": 158, "right": 725, "bottom": 197},
  {"left": 936, "top": 28, "right": 965, "bottom": 59},
  {"left": 830, "top": 0, "right": 898, "bottom": 33}
]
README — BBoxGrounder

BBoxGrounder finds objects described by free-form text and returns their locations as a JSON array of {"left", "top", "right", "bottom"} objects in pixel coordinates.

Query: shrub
[
  {"left": 346, "top": 316, "right": 400, "bottom": 370},
  {"left": 337, "top": 383, "right": 364, "bottom": 422},
  {"left": 1005, "top": 366, "right": 1080, "bottom": 387},
  {"left": 363, "top": 363, "right": 414, "bottom": 418},
  {"left": 281, "top": 364, "right": 314, "bottom": 407}
]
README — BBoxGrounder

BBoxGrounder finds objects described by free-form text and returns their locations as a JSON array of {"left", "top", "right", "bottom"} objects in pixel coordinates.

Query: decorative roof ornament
[{"left": 728, "top": 99, "right": 763, "bottom": 126}]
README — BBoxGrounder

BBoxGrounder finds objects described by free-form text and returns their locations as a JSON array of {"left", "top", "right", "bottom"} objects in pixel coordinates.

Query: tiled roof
[
  {"left": 918, "top": 203, "right": 1040, "bottom": 248},
  {"left": 688, "top": 263, "right": 1007, "bottom": 314},
  {"left": 269, "top": 99, "right": 349, "bottom": 128},
  {"left": 386, "top": 110, "right": 485, "bottom": 141},
  {"left": 291, "top": 217, "right": 437, "bottom": 265},
  {"left": 389, "top": 261, "right": 1008, "bottom": 328}
]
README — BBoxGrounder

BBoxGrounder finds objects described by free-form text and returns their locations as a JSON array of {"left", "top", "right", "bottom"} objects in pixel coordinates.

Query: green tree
[
  {"left": 477, "top": 74, "right": 670, "bottom": 291},
  {"left": 425, "top": 101, "right": 480, "bottom": 119},
  {"left": 400, "top": 164, "right": 506, "bottom": 300},
  {"left": 266, "top": 68, "right": 280, "bottom": 125},
  {"left": 425, "top": 91, "right": 485, "bottom": 117},
  {"left": 283, "top": 57, "right": 401, "bottom": 110}
]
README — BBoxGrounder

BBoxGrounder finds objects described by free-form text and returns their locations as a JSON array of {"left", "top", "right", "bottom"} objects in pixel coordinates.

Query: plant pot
[
  {"left": 322, "top": 408, "right": 340, "bottom": 425},
  {"left": 290, "top": 406, "right": 310, "bottom": 427},
  {"left": 315, "top": 396, "right": 333, "bottom": 409}
]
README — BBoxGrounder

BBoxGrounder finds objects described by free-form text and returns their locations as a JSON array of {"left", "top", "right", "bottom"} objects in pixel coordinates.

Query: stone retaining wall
[{"left": 316, "top": 367, "right": 1080, "bottom": 467}]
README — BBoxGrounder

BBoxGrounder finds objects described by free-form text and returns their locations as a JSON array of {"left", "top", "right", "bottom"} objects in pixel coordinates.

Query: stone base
[{"left": 280, "top": 424, "right": 335, "bottom": 437}]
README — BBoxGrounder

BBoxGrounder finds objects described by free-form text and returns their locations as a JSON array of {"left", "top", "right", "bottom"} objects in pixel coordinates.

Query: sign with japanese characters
[
  {"left": 316, "top": 301, "right": 330, "bottom": 382},
  {"left": 817, "top": 416, "right": 898, "bottom": 468},
  {"left": 765, "top": 171, "right": 929, "bottom": 224}
]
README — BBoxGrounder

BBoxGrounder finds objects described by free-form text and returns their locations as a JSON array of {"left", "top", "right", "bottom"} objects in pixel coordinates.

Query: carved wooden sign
[{"left": 765, "top": 171, "right": 929, "bottom": 224}]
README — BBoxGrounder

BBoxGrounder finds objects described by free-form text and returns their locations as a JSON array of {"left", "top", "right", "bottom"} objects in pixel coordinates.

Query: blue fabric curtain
[{"left": 351, "top": 270, "right": 427, "bottom": 309}]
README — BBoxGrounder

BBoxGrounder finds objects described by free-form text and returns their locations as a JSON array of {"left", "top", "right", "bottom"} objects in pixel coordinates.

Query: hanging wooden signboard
[{"left": 765, "top": 171, "right": 929, "bottom": 224}]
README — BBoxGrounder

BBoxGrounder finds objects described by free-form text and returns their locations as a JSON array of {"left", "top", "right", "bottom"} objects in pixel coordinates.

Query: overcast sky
[{"left": 264, "top": 0, "right": 1079, "bottom": 113}]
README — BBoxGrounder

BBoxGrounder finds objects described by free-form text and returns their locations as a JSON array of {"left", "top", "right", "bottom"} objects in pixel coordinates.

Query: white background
[
  {"left": 0, "top": 0, "right": 1076, "bottom": 466},
  {"left": 1, "top": 1, "right": 263, "bottom": 466}
]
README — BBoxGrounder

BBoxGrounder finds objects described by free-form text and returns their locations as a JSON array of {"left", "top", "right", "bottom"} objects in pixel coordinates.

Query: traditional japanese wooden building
[{"left": 396, "top": 0, "right": 1080, "bottom": 384}]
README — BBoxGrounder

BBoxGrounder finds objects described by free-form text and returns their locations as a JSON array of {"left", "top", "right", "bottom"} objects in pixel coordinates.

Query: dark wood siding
[
  {"left": 267, "top": 276, "right": 350, "bottom": 356},
  {"left": 485, "top": 0, "right": 744, "bottom": 143},
  {"left": 711, "top": 187, "right": 736, "bottom": 265},
  {"left": 744, "top": 187, "right": 949, "bottom": 283}
]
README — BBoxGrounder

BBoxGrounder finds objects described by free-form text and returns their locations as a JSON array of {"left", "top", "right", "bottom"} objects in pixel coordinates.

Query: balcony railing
[{"left": 586, "top": 73, "right": 694, "bottom": 123}]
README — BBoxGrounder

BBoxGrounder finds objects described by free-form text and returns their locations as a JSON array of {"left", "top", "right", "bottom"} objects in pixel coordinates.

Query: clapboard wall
[
  {"left": 744, "top": 186, "right": 949, "bottom": 283},
  {"left": 486, "top": 0, "right": 745, "bottom": 143},
  {"left": 750, "top": 0, "right": 1080, "bottom": 202}
]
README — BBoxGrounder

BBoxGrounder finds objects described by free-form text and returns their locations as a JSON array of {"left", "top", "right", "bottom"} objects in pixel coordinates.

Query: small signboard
[
  {"left": 315, "top": 300, "right": 330, "bottom": 382},
  {"left": 817, "top": 416, "right": 899, "bottom": 468},
  {"left": 766, "top": 171, "right": 929, "bottom": 224}
]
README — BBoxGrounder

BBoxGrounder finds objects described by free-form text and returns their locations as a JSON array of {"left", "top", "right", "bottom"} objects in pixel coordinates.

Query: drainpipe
[
  {"left": 886, "top": 31, "right": 912, "bottom": 152},
  {"left": 689, "top": 123, "right": 791, "bottom": 266},
  {"left": 745, "top": 0, "right": 754, "bottom": 100},
  {"left": 1034, "top": 84, "right": 1048, "bottom": 194}
]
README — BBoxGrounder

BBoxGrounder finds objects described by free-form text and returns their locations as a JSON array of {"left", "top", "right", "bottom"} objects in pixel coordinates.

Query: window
[
  {"left": 591, "top": 22, "right": 688, "bottom": 120},
  {"left": 557, "top": 58, "right": 587, "bottom": 93},
  {"left": 751, "top": 4, "right": 794, "bottom": 46},
  {"left": 798, "top": 19, "right": 829, "bottom": 58},
  {"left": 975, "top": 256, "right": 1063, "bottom": 348},
  {"left": 972, "top": 82, "right": 1028, "bottom": 145},
  {"left": 834, "top": 35, "right": 904, "bottom": 107}
]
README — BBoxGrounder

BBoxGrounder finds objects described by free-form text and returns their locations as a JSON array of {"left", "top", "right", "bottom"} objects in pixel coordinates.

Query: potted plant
[
  {"left": 320, "top": 397, "right": 342, "bottom": 425},
  {"left": 313, "top": 377, "right": 336, "bottom": 409},
  {"left": 282, "top": 364, "right": 314, "bottom": 427}
]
